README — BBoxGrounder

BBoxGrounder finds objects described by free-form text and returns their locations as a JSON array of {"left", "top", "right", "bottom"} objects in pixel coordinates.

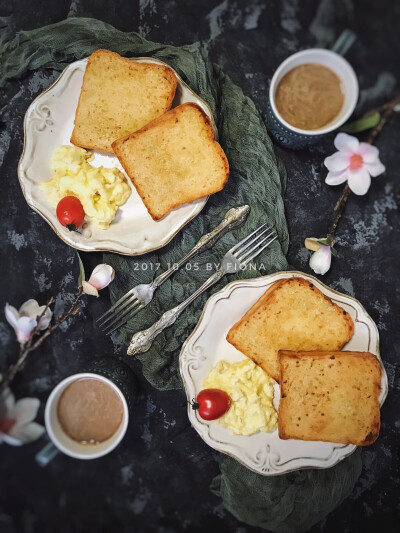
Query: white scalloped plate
[
  {"left": 18, "top": 57, "right": 216, "bottom": 255},
  {"left": 180, "top": 271, "right": 388, "bottom": 476}
]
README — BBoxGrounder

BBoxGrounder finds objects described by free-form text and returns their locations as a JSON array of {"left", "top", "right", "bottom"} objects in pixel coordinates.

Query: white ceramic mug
[
  {"left": 36, "top": 373, "right": 129, "bottom": 464},
  {"left": 266, "top": 48, "right": 359, "bottom": 149}
]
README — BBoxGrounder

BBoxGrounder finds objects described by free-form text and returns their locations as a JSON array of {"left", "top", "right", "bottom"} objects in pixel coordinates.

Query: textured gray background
[{"left": 0, "top": 1, "right": 399, "bottom": 532}]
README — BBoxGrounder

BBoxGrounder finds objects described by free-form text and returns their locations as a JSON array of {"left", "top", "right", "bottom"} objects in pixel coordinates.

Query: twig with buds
[
  {"left": 326, "top": 94, "right": 400, "bottom": 242},
  {"left": 0, "top": 289, "right": 83, "bottom": 394}
]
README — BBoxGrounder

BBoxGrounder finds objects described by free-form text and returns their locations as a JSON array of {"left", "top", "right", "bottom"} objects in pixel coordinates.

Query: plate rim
[
  {"left": 179, "top": 270, "right": 388, "bottom": 476},
  {"left": 17, "top": 55, "right": 216, "bottom": 256}
]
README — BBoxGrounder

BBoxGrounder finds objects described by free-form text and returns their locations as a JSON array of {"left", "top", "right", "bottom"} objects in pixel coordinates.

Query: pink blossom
[
  {"left": 324, "top": 133, "right": 385, "bottom": 195},
  {"left": 0, "top": 388, "right": 45, "bottom": 446},
  {"left": 5, "top": 299, "right": 53, "bottom": 344},
  {"left": 82, "top": 264, "right": 115, "bottom": 297}
]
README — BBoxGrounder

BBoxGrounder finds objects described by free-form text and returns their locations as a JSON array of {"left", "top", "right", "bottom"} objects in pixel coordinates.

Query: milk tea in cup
[
  {"left": 267, "top": 49, "right": 358, "bottom": 148},
  {"left": 275, "top": 63, "right": 345, "bottom": 130},
  {"left": 42, "top": 372, "right": 129, "bottom": 461},
  {"left": 57, "top": 377, "right": 124, "bottom": 444}
]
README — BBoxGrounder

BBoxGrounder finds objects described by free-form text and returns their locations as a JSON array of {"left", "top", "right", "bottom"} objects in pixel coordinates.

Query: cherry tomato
[
  {"left": 191, "top": 388, "right": 231, "bottom": 420},
  {"left": 56, "top": 196, "right": 85, "bottom": 232}
]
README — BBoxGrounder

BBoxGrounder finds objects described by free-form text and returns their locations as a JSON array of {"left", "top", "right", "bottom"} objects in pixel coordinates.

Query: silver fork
[
  {"left": 127, "top": 224, "right": 277, "bottom": 356},
  {"left": 97, "top": 205, "right": 250, "bottom": 335}
]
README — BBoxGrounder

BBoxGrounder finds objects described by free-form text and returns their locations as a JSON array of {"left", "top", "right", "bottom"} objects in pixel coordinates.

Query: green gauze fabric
[
  {"left": 211, "top": 451, "right": 362, "bottom": 533},
  {"left": 0, "top": 18, "right": 362, "bottom": 533}
]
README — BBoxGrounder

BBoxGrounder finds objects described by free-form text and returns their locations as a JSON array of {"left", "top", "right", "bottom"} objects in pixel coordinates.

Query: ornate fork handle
[
  {"left": 127, "top": 269, "right": 226, "bottom": 356},
  {"left": 152, "top": 205, "right": 249, "bottom": 289}
]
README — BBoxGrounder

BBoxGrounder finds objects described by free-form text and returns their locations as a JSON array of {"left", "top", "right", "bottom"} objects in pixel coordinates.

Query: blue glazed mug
[{"left": 266, "top": 48, "right": 359, "bottom": 149}]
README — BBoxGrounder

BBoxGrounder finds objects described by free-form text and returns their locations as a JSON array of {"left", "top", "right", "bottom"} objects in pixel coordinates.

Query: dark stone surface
[{"left": 0, "top": 1, "right": 399, "bottom": 532}]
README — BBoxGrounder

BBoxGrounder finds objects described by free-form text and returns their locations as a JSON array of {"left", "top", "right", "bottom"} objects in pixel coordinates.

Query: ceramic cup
[
  {"left": 36, "top": 358, "right": 134, "bottom": 465},
  {"left": 266, "top": 48, "right": 359, "bottom": 149}
]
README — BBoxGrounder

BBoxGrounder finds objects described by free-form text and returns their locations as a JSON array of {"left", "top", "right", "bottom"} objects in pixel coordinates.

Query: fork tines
[
  {"left": 232, "top": 224, "right": 277, "bottom": 266},
  {"left": 96, "top": 289, "right": 144, "bottom": 335},
  {"left": 97, "top": 223, "right": 278, "bottom": 336}
]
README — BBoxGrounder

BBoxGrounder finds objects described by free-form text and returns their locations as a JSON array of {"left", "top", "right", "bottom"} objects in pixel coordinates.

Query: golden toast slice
[
  {"left": 226, "top": 277, "right": 354, "bottom": 382},
  {"left": 278, "top": 350, "right": 382, "bottom": 445},
  {"left": 112, "top": 102, "right": 229, "bottom": 220},
  {"left": 70, "top": 49, "right": 177, "bottom": 152}
]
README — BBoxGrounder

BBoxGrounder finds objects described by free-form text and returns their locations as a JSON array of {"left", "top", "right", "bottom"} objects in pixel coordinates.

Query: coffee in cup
[
  {"left": 57, "top": 377, "right": 124, "bottom": 445},
  {"left": 266, "top": 48, "right": 359, "bottom": 149},
  {"left": 275, "top": 63, "right": 345, "bottom": 130},
  {"left": 39, "top": 372, "right": 129, "bottom": 461}
]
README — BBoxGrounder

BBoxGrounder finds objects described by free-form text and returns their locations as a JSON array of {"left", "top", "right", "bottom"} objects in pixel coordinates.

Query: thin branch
[
  {"left": 326, "top": 94, "right": 400, "bottom": 240},
  {"left": 365, "top": 95, "right": 400, "bottom": 145},
  {"left": 0, "top": 288, "right": 84, "bottom": 393},
  {"left": 328, "top": 183, "right": 351, "bottom": 240},
  {"left": 22, "top": 297, "right": 55, "bottom": 353}
]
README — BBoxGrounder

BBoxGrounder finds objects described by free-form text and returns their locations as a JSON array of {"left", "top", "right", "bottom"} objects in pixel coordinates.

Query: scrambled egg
[
  {"left": 202, "top": 359, "right": 277, "bottom": 436},
  {"left": 40, "top": 145, "right": 131, "bottom": 229}
]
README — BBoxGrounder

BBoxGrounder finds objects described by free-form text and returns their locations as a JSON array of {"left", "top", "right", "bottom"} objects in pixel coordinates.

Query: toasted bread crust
[
  {"left": 278, "top": 350, "right": 382, "bottom": 445},
  {"left": 70, "top": 49, "right": 177, "bottom": 153},
  {"left": 112, "top": 102, "right": 229, "bottom": 220},
  {"left": 226, "top": 279, "right": 287, "bottom": 380},
  {"left": 226, "top": 277, "right": 355, "bottom": 382}
]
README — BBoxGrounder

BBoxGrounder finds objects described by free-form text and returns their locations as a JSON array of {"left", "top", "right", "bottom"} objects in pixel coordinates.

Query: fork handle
[
  {"left": 151, "top": 205, "right": 249, "bottom": 289},
  {"left": 127, "top": 269, "right": 226, "bottom": 356}
]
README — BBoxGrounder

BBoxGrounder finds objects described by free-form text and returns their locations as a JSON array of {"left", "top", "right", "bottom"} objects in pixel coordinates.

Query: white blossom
[
  {"left": 0, "top": 388, "right": 45, "bottom": 446},
  {"left": 5, "top": 299, "right": 52, "bottom": 343},
  {"left": 324, "top": 132, "right": 385, "bottom": 195}
]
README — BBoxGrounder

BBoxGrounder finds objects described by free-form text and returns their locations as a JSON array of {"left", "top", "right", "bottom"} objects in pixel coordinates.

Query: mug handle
[
  {"left": 331, "top": 29, "right": 356, "bottom": 56},
  {"left": 35, "top": 441, "right": 59, "bottom": 467}
]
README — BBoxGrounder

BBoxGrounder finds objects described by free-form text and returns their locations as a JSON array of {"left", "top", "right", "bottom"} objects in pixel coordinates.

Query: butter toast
[
  {"left": 226, "top": 277, "right": 354, "bottom": 382},
  {"left": 278, "top": 350, "right": 382, "bottom": 445},
  {"left": 71, "top": 50, "right": 177, "bottom": 152},
  {"left": 112, "top": 102, "right": 229, "bottom": 220}
]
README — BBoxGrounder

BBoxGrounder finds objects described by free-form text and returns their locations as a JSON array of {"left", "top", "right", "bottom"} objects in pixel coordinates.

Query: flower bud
[
  {"left": 82, "top": 264, "right": 115, "bottom": 297},
  {"left": 309, "top": 245, "right": 332, "bottom": 276}
]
